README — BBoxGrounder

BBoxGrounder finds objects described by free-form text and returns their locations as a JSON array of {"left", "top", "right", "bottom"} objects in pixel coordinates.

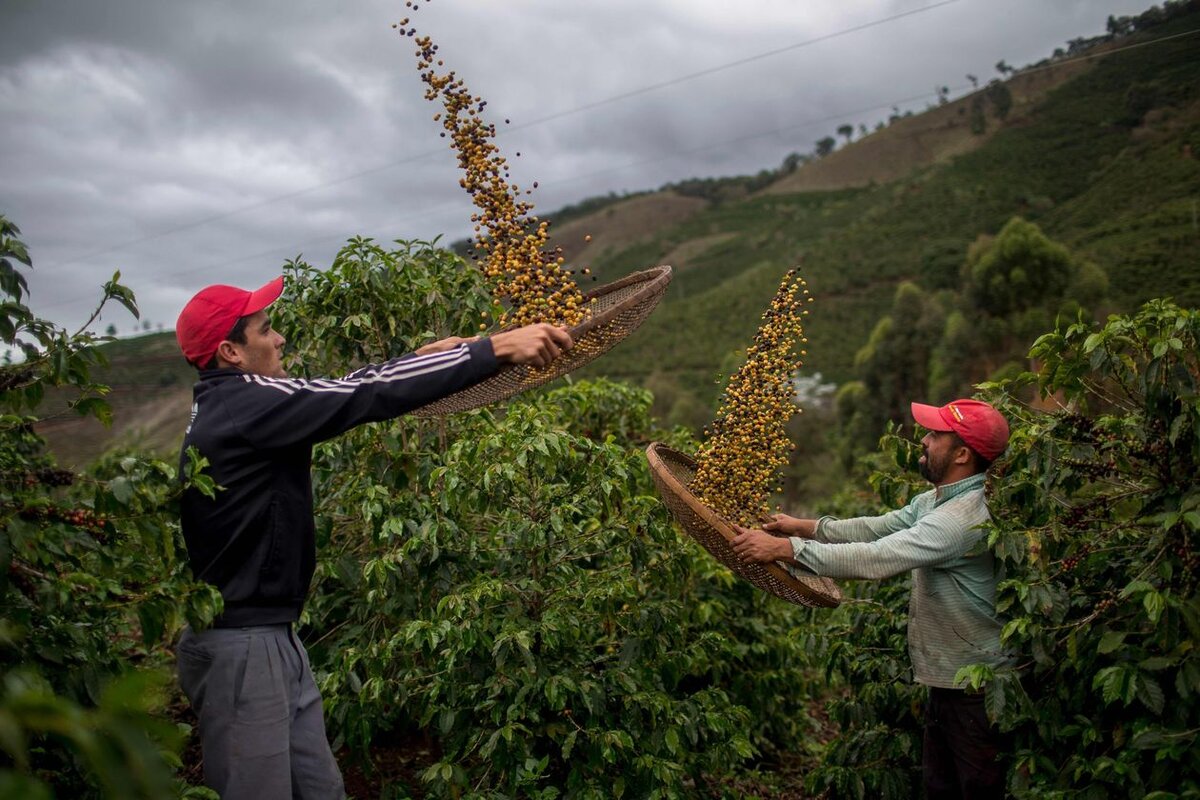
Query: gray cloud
[{"left": 0, "top": 0, "right": 1155, "bottom": 335}]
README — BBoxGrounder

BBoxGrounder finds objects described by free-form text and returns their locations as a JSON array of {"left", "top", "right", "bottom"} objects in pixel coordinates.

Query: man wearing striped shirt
[
  {"left": 172, "top": 277, "right": 572, "bottom": 800},
  {"left": 733, "top": 398, "right": 1011, "bottom": 800}
]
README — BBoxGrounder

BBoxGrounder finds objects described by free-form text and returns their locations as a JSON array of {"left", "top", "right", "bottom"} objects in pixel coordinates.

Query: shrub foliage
[
  {"left": 4, "top": 214, "right": 1198, "bottom": 798},
  {"left": 805, "top": 300, "right": 1200, "bottom": 799}
]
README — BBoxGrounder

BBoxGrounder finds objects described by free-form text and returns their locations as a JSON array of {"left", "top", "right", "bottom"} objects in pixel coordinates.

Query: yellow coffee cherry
[
  {"left": 401, "top": 7, "right": 587, "bottom": 329},
  {"left": 691, "top": 269, "right": 811, "bottom": 526}
]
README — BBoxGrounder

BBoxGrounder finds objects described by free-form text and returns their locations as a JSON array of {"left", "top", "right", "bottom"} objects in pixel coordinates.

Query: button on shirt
[{"left": 786, "top": 473, "right": 1010, "bottom": 688}]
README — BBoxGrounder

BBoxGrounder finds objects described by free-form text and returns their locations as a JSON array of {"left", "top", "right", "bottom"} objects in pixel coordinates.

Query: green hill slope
[
  {"left": 35, "top": 332, "right": 195, "bottom": 469},
  {"left": 35, "top": 8, "right": 1200, "bottom": 465},
  {"left": 577, "top": 12, "right": 1200, "bottom": 421}
]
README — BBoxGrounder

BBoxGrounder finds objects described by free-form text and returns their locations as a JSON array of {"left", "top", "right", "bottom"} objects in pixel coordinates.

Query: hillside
[
  {"left": 764, "top": 54, "right": 1097, "bottom": 194},
  {"left": 35, "top": 8, "right": 1200, "bottom": 465},
  {"left": 36, "top": 332, "right": 194, "bottom": 469},
  {"left": 570, "top": 12, "right": 1200, "bottom": 423}
]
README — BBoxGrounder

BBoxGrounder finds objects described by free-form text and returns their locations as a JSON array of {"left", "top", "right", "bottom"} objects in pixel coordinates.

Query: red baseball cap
[
  {"left": 175, "top": 277, "right": 284, "bottom": 367},
  {"left": 910, "top": 398, "right": 1010, "bottom": 461}
]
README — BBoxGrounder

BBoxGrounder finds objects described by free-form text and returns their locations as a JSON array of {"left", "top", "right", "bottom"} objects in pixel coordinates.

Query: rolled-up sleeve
[
  {"left": 813, "top": 497, "right": 925, "bottom": 544},
  {"left": 788, "top": 500, "right": 986, "bottom": 580}
]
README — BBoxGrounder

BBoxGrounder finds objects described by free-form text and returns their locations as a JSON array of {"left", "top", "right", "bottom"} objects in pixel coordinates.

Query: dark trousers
[
  {"left": 177, "top": 624, "right": 345, "bottom": 800},
  {"left": 923, "top": 687, "right": 1005, "bottom": 800}
]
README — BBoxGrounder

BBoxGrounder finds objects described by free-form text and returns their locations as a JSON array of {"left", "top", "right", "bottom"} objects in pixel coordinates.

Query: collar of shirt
[{"left": 933, "top": 472, "right": 986, "bottom": 505}]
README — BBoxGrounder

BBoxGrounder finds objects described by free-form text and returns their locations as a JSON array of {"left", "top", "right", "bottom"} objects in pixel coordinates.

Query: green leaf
[
  {"left": 1144, "top": 591, "right": 1165, "bottom": 624},
  {"left": 103, "top": 274, "right": 139, "bottom": 319},
  {"left": 0, "top": 772, "right": 52, "bottom": 800},
  {"left": 1120, "top": 579, "right": 1154, "bottom": 599},
  {"left": 1131, "top": 728, "right": 1167, "bottom": 750},
  {"left": 1098, "top": 631, "right": 1126, "bottom": 655},
  {"left": 561, "top": 729, "right": 577, "bottom": 760},
  {"left": 136, "top": 603, "right": 166, "bottom": 647},
  {"left": 1135, "top": 674, "right": 1165, "bottom": 715},
  {"left": 108, "top": 477, "right": 134, "bottom": 506},
  {"left": 1093, "top": 666, "right": 1134, "bottom": 706},
  {"left": 0, "top": 709, "right": 29, "bottom": 769},
  {"left": 664, "top": 727, "right": 680, "bottom": 756}
]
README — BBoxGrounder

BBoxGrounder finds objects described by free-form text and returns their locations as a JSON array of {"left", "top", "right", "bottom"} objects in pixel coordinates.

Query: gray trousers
[{"left": 177, "top": 624, "right": 345, "bottom": 800}]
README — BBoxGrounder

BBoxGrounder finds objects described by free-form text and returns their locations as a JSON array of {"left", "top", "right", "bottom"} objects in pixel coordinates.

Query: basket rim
[
  {"left": 409, "top": 265, "right": 672, "bottom": 417},
  {"left": 486, "top": 264, "right": 672, "bottom": 339},
  {"left": 569, "top": 264, "right": 672, "bottom": 338},
  {"left": 645, "top": 441, "right": 841, "bottom": 607}
]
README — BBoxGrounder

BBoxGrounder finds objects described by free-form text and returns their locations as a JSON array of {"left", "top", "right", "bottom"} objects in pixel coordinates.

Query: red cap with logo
[
  {"left": 910, "top": 398, "right": 1010, "bottom": 461},
  {"left": 175, "top": 277, "right": 284, "bottom": 367}
]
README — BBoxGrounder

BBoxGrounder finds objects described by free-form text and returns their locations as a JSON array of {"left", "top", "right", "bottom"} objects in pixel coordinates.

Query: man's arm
[
  {"left": 761, "top": 499, "right": 924, "bottom": 545},
  {"left": 228, "top": 324, "right": 572, "bottom": 448},
  {"left": 733, "top": 500, "right": 987, "bottom": 580},
  {"left": 414, "top": 324, "right": 571, "bottom": 366},
  {"left": 730, "top": 501, "right": 927, "bottom": 571},
  {"left": 414, "top": 335, "right": 479, "bottom": 356}
]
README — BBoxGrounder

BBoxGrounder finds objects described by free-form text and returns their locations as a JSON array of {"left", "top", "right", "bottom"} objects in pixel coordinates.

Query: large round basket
[
  {"left": 645, "top": 442, "right": 841, "bottom": 608},
  {"left": 411, "top": 265, "right": 672, "bottom": 417}
]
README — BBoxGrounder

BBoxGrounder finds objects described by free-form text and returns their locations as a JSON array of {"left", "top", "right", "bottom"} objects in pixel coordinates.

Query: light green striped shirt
[{"left": 788, "top": 473, "right": 1010, "bottom": 688}]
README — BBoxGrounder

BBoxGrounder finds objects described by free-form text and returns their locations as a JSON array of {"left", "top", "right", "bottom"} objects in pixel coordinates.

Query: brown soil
[
  {"left": 36, "top": 384, "right": 192, "bottom": 469},
  {"left": 548, "top": 191, "right": 709, "bottom": 267}
]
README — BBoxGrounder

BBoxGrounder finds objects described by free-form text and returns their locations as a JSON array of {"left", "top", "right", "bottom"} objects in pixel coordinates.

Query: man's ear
[
  {"left": 215, "top": 339, "right": 243, "bottom": 367},
  {"left": 953, "top": 444, "right": 973, "bottom": 465}
]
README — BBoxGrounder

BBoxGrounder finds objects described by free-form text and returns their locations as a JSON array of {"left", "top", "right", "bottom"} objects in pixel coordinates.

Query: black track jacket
[{"left": 179, "top": 340, "right": 498, "bottom": 627}]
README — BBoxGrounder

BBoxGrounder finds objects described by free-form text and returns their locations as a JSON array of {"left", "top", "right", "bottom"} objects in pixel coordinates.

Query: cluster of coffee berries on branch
[
  {"left": 691, "top": 269, "right": 813, "bottom": 526},
  {"left": 1059, "top": 543, "right": 1093, "bottom": 573},
  {"left": 10, "top": 468, "right": 75, "bottom": 489},
  {"left": 397, "top": 3, "right": 589, "bottom": 330},
  {"left": 18, "top": 504, "right": 110, "bottom": 539}
]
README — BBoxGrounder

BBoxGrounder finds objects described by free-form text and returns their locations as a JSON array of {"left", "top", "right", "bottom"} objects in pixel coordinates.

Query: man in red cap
[
  {"left": 733, "top": 398, "right": 1011, "bottom": 800},
  {"left": 173, "top": 277, "right": 572, "bottom": 800}
]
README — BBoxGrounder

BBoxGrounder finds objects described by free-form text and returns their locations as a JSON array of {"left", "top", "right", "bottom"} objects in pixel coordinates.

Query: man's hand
[
  {"left": 762, "top": 513, "right": 818, "bottom": 539},
  {"left": 731, "top": 526, "right": 795, "bottom": 564},
  {"left": 490, "top": 324, "right": 574, "bottom": 367},
  {"left": 415, "top": 336, "right": 478, "bottom": 356}
]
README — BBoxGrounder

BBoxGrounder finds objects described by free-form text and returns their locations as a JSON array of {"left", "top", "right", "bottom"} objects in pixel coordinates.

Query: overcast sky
[{"left": 0, "top": 0, "right": 1156, "bottom": 336}]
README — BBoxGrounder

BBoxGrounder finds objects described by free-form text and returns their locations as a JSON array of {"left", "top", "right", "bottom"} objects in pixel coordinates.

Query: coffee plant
[
  {"left": 0, "top": 215, "right": 221, "bottom": 799},
  {"left": 804, "top": 300, "right": 1200, "bottom": 799},
  {"left": 8, "top": 212, "right": 1196, "bottom": 798},
  {"left": 270, "top": 237, "right": 829, "bottom": 798},
  {"left": 975, "top": 300, "right": 1200, "bottom": 799}
]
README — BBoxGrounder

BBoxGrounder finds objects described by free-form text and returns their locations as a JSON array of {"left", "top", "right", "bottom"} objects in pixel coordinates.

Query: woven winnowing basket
[
  {"left": 411, "top": 265, "right": 672, "bottom": 417},
  {"left": 645, "top": 442, "right": 841, "bottom": 608}
]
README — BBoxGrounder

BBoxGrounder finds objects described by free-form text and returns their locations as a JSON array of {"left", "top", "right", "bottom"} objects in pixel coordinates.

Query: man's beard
[{"left": 918, "top": 448, "right": 948, "bottom": 483}]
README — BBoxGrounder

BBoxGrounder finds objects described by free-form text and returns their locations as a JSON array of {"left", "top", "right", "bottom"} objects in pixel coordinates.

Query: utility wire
[
  {"left": 40, "top": 0, "right": 962, "bottom": 274},
  {"left": 36, "top": 23, "right": 1200, "bottom": 314},
  {"left": 503, "top": 0, "right": 962, "bottom": 132},
  {"left": 31, "top": 85, "right": 972, "bottom": 312}
]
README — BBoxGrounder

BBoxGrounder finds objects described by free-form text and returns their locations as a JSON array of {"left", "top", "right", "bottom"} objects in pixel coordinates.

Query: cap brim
[
  {"left": 243, "top": 276, "right": 284, "bottom": 316},
  {"left": 911, "top": 402, "right": 954, "bottom": 431}
]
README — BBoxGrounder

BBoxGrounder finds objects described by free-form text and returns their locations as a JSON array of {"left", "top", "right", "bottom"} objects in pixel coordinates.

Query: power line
[
  {"left": 39, "top": 0, "right": 962, "bottom": 273},
  {"left": 36, "top": 22, "right": 1200, "bottom": 316},
  {"left": 993, "top": 24, "right": 1200, "bottom": 79},
  {"left": 503, "top": 0, "right": 962, "bottom": 132},
  {"left": 30, "top": 85, "right": 968, "bottom": 314}
]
